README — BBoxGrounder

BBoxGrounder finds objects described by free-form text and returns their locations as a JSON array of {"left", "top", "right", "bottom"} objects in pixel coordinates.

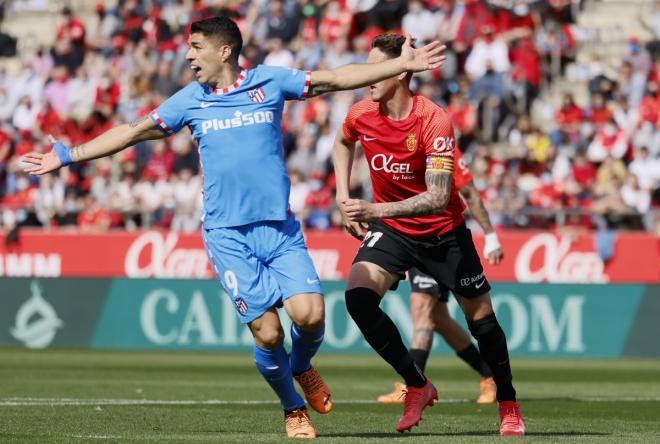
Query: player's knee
[
  {"left": 345, "top": 287, "right": 381, "bottom": 328},
  {"left": 296, "top": 306, "right": 325, "bottom": 331},
  {"left": 254, "top": 326, "right": 285, "bottom": 349},
  {"left": 467, "top": 313, "right": 501, "bottom": 342}
]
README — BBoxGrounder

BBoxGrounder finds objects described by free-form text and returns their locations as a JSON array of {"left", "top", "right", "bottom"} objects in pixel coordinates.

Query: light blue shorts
[{"left": 201, "top": 213, "right": 323, "bottom": 324}]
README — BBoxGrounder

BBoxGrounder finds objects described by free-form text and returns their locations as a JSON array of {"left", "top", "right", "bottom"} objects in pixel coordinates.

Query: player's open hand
[
  {"left": 343, "top": 198, "right": 380, "bottom": 223},
  {"left": 486, "top": 248, "right": 503, "bottom": 265},
  {"left": 483, "top": 233, "right": 503, "bottom": 265},
  {"left": 399, "top": 33, "right": 447, "bottom": 73},
  {"left": 22, "top": 135, "right": 65, "bottom": 175}
]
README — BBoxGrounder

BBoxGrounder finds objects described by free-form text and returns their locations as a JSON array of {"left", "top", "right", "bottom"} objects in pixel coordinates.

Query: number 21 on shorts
[{"left": 361, "top": 231, "right": 383, "bottom": 248}]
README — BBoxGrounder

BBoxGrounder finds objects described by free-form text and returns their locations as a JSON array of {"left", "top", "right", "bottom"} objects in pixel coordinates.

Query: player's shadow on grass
[{"left": 323, "top": 431, "right": 610, "bottom": 438}]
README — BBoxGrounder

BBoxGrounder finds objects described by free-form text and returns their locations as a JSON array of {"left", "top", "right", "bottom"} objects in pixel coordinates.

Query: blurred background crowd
[{"left": 0, "top": 0, "right": 659, "bottom": 236}]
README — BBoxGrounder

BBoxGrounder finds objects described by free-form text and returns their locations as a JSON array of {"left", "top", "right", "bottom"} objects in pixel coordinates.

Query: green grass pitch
[{"left": 1, "top": 349, "right": 659, "bottom": 442}]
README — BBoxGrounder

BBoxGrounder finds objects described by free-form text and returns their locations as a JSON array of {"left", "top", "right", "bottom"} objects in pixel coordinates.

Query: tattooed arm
[
  {"left": 70, "top": 114, "right": 165, "bottom": 162},
  {"left": 343, "top": 170, "right": 453, "bottom": 221},
  {"left": 377, "top": 170, "right": 452, "bottom": 218},
  {"left": 23, "top": 114, "right": 165, "bottom": 175},
  {"left": 306, "top": 36, "right": 446, "bottom": 97}
]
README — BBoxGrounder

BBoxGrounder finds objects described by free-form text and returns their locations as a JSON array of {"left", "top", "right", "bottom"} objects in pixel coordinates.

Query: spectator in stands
[
  {"left": 110, "top": 173, "right": 139, "bottom": 230},
  {"left": 263, "top": 37, "right": 295, "bottom": 67},
  {"left": 1, "top": 0, "right": 658, "bottom": 234},
  {"left": 621, "top": 174, "right": 651, "bottom": 217},
  {"left": 289, "top": 169, "right": 311, "bottom": 222},
  {"left": 510, "top": 36, "right": 542, "bottom": 114},
  {"left": 402, "top": 0, "right": 438, "bottom": 43},
  {"left": 447, "top": 92, "right": 477, "bottom": 152},
  {"left": 12, "top": 96, "right": 39, "bottom": 133},
  {"left": 319, "top": 1, "right": 352, "bottom": 44},
  {"left": 170, "top": 168, "right": 202, "bottom": 233},
  {"left": 323, "top": 37, "right": 356, "bottom": 69},
  {"left": 587, "top": 119, "right": 629, "bottom": 162},
  {"left": 552, "top": 93, "right": 582, "bottom": 145},
  {"left": 287, "top": 129, "right": 325, "bottom": 179},
  {"left": 629, "top": 146, "right": 660, "bottom": 191},
  {"left": 34, "top": 174, "right": 64, "bottom": 227},
  {"left": 595, "top": 155, "right": 628, "bottom": 194},
  {"left": 465, "top": 23, "right": 511, "bottom": 81},
  {"left": 77, "top": 194, "right": 110, "bottom": 232}
]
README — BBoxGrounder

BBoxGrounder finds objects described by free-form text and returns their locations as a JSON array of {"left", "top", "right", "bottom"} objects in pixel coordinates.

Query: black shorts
[
  {"left": 353, "top": 220, "right": 491, "bottom": 298},
  {"left": 408, "top": 267, "right": 449, "bottom": 302}
]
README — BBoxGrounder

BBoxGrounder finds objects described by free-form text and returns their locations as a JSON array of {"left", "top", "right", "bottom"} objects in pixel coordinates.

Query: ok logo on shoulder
[{"left": 432, "top": 136, "right": 455, "bottom": 156}]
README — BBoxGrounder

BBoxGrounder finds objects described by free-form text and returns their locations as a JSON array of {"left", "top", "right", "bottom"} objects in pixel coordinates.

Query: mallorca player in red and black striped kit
[{"left": 333, "top": 34, "right": 525, "bottom": 436}]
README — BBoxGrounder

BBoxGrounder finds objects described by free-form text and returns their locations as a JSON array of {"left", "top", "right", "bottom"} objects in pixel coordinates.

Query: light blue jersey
[
  {"left": 149, "top": 65, "right": 321, "bottom": 323},
  {"left": 149, "top": 65, "right": 311, "bottom": 229}
]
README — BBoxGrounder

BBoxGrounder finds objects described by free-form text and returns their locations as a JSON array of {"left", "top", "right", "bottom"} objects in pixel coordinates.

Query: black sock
[
  {"left": 409, "top": 348, "right": 430, "bottom": 373},
  {"left": 346, "top": 288, "right": 426, "bottom": 388},
  {"left": 467, "top": 313, "right": 516, "bottom": 402},
  {"left": 456, "top": 343, "right": 493, "bottom": 378}
]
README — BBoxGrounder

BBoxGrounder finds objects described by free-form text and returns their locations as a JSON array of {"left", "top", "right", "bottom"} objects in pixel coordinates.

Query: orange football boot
[
  {"left": 285, "top": 408, "right": 317, "bottom": 439},
  {"left": 476, "top": 377, "right": 497, "bottom": 404},
  {"left": 294, "top": 366, "right": 333, "bottom": 414},
  {"left": 377, "top": 381, "right": 406, "bottom": 404}
]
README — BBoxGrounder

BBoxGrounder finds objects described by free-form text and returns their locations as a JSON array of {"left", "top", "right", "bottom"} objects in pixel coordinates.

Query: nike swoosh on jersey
[
  {"left": 307, "top": 278, "right": 320, "bottom": 284},
  {"left": 475, "top": 279, "right": 486, "bottom": 289},
  {"left": 363, "top": 136, "right": 377, "bottom": 141},
  {"left": 200, "top": 102, "right": 212, "bottom": 108}
]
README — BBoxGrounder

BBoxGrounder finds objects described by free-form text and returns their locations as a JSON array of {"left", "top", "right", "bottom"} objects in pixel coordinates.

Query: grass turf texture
[{"left": 1, "top": 350, "right": 659, "bottom": 443}]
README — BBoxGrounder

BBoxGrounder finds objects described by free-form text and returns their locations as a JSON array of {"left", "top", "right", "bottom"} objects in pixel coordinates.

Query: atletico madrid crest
[
  {"left": 406, "top": 133, "right": 417, "bottom": 151},
  {"left": 248, "top": 87, "right": 266, "bottom": 103},
  {"left": 234, "top": 297, "right": 249, "bottom": 314}
]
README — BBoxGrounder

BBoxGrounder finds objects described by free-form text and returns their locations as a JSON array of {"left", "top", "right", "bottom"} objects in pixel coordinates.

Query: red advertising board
[{"left": 0, "top": 229, "right": 658, "bottom": 283}]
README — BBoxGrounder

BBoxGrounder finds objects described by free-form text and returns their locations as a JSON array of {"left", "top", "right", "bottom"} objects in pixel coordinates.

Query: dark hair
[
  {"left": 190, "top": 16, "right": 243, "bottom": 62},
  {"left": 371, "top": 34, "right": 415, "bottom": 83}
]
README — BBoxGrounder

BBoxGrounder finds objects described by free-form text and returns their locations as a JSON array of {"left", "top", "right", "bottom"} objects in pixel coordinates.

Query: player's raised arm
[
  {"left": 459, "top": 181, "right": 503, "bottom": 265},
  {"left": 332, "top": 127, "right": 368, "bottom": 239},
  {"left": 306, "top": 34, "right": 446, "bottom": 98},
  {"left": 23, "top": 114, "right": 165, "bottom": 176}
]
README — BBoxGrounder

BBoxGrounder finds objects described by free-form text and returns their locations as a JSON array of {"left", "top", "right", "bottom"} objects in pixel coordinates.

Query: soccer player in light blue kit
[{"left": 23, "top": 16, "right": 445, "bottom": 438}]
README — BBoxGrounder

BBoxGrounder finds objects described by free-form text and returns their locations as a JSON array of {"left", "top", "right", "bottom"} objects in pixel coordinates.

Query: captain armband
[{"left": 425, "top": 155, "right": 454, "bottom": 173}]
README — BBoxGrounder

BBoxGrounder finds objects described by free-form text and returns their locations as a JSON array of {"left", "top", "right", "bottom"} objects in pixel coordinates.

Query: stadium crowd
[{"left": 0, "top": 0, "right": 659, "bottom": 235}]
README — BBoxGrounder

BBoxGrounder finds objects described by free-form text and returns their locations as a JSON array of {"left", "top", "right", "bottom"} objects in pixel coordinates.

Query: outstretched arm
[
  {"left": 23, "top": 114, "right": 165, "bottom": 175},
  {"left": 306, "top": 35, "right": 446, "bottom": 97},
  {"left": 459, "top": 180, "right": 503, "bottom": 265}
]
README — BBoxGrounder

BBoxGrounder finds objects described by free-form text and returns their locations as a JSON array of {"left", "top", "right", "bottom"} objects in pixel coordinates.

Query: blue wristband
[{"left": 52, "top": 141, "right": 73, "bottom": 166}]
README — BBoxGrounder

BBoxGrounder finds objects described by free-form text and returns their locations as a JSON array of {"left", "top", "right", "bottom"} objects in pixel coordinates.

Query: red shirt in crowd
[
  {"left": 555, "top": 104, "right": 583, "bottom": 127},
  {"left": 587, "top": 106, "right": 613, "bottom": 126},
  {"left": 638, "top": 95, "right": 660, "bottom": 125},
  {"left": 511, "top": 38, "right": 542, "bottom": 86},
  {"left": 56, "top": 17, "right": 86, "bottom": 45},
  {"left": 447, "top": 100, "right": 476, "bottom": 135}
]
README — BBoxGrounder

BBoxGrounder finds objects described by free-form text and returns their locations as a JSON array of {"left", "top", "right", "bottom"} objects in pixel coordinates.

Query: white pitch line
[{"left": 1, "top": 396, "right": 659, "bottom": 407}]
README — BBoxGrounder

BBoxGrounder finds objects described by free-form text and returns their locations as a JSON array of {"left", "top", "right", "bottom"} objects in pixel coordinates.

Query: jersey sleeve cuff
[
  {"left": 301, "top": 70, "right": 312, "bottom": 99},
  {"left": 149, "top": 111, "right": 175, "bottom": 136}
]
